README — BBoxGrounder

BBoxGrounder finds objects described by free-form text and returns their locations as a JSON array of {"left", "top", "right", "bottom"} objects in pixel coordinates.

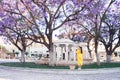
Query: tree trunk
[
  {"left": 106, "top": 55, "right": 111, "bottom": 63},
  {"left": 95, "top": 51, "right": 100, "bottom": 65},
  {"left": 87, "top": 38, "right": 92, "bottom": 58},
  {"left": 20, "top": 50, "right": 25, "bottom": 63},
  {"left": 49, "top": 51, "right": 55, "bottom": 66},
  {"left": 105, "top": 49, "right": 112, "bottom": 63},
  {"left": 106, "top": 50, "right": 112, "bottom": 63},
  {"left": 49, "top": 45, "right": 56, "bottom": 66},
  {"left": 95, "top": 38, "right": 100, "bottom": 66}
]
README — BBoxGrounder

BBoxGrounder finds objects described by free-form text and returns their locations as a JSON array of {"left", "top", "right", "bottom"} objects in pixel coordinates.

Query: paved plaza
[{"left": 0, "top": 65, "right": 120, "bottom": 80}]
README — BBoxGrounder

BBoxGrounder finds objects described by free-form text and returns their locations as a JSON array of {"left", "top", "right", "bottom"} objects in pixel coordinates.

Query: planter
[{"left": 69, "top": 65, "right": 75, "bottom": 70}]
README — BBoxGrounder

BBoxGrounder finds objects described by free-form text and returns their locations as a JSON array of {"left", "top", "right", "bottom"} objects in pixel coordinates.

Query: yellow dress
[{"left": 76, "top": 49, "right": 83, "bottom": 66}]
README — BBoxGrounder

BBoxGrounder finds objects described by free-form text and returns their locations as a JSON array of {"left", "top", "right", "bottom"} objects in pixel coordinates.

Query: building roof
[{"left": 54, "top": 38, "right": 74, "bottom": 43}]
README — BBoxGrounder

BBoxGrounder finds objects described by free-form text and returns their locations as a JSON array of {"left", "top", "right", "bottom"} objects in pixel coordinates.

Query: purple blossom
[{"left": 0, "top": 13, "right": 5, "bottom": 17}]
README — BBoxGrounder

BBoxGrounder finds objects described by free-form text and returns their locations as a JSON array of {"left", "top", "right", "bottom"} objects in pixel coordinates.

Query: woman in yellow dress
[{"left": 76, "top": 46, "right": 83, "bottom": 70}]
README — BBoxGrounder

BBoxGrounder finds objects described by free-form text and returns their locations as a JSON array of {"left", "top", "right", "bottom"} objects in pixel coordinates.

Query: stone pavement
[{"left": 0, "top": 65, "right": 120, "bottom": 80}]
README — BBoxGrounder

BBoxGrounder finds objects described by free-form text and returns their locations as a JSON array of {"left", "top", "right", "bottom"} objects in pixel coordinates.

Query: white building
[{"left": 53, "top": 39, "right": 92, "bottom": 65}]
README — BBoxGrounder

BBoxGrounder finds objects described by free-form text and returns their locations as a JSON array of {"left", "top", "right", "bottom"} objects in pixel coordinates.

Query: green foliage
[
  {"left": 25, "top": 52, "right": 29, "bottom": 56},
  {"left": 0, "top": 62, "right": 69, "bottom": 69},
  {"left": 6, "top": 52, "right": 11, "bottom": 55},
  {"left": 82, "top": 62, "right": 120, "bottom": 69},
  {"left": 14, "top": 52, "right": 19, "bottom": 57},
  {"left": 14, "top": 52, "right": 19, "bottom": 55},
  {"left": 0, "top": 62, "right": 120, "bottom": 69}
]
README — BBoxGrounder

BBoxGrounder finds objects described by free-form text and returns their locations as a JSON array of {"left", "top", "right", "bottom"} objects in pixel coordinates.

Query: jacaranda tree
[
  {"left": 57, "top": 0, "right": 120, "bottom": 65},
  {"left": 83, "top": 0, "right": 116, "bottom": 65},
  {"left": 77, "top": 0, "right": 120, "bottom": 64},
  {"left": 0, "top": 0, "right": 95, "bottom": 66},
  {"left": 99, "top": 0, "right": 120, "bottom": 62},
  {"left": 0, "top": 0, "right": 33, "bottom": 62}
]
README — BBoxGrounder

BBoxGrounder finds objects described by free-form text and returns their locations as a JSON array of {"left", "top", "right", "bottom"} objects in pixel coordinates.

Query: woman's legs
[{"left": 78, "top": 65, "right": 82, "bottom": 70}]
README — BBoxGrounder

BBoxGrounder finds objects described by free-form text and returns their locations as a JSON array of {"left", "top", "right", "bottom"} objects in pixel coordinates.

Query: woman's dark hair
[{"left": 79, "top": 46, "right": 83, "bottom": 53}]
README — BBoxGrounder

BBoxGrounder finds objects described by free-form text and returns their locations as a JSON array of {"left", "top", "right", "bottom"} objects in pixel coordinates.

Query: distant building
[{"left": 0, "top": 36, "right": 120, "bottom": 63}]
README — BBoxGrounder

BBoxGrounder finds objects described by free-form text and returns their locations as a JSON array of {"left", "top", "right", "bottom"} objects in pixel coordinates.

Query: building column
[
  {"left": 65, "top": 44, "right": 69, "bottom": 61},
  {"left": 53, "top": 44, "right": 56, "bottom": 62},
  {"left": 72, "top": 47, "right": 77, "bottom": 61},
  {"left": 55, "top": 44, "right": 61, "bottom": 61}
]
